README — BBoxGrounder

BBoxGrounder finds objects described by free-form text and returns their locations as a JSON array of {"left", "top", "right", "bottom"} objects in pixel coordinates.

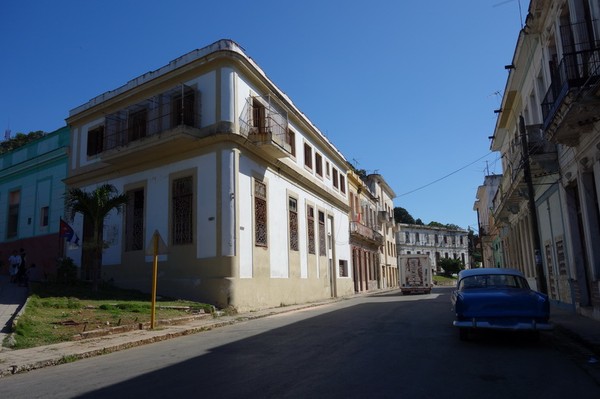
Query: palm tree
[{"left": 65, "top": 184, "right": 129, "bottom": 291}]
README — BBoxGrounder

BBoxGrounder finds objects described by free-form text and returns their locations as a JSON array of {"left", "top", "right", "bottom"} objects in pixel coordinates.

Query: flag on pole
[{"left": 59, "top": 218, "right": 80, "bottom": 248}]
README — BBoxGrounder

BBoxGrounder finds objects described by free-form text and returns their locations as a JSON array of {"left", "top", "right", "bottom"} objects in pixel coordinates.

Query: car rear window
[{"left": 459, "top": 274, "right": 529, "bottom": 290}]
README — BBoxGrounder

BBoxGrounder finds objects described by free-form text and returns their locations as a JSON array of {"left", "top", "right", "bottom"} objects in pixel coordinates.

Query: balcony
[
  {"left": 493, "top": 123, "right": 557, "bottom": 224},
  {"left": 541, "top": 23, "right": 600, "bottom": 145},
  {"left": 239, "top": 96, "right": 292, "bottom": 159},
  {"left": 525, "top": 124, "right": 558, "bottom": 176},
  {"left": 350, "top": 221, "right": 384, "bottom": 245},
  {"left": 95, "top": 84, "right": 202, "bottom": 166}
]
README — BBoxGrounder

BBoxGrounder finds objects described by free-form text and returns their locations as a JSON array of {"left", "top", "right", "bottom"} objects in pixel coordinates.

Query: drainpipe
[{"left": 520, "top": 115, "right": 548, "bottom": 294}]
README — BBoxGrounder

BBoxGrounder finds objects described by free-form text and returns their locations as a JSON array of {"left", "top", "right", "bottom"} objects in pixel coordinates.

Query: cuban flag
[{"left": 59, "top": 218, "right": 80, "bottom": 248}]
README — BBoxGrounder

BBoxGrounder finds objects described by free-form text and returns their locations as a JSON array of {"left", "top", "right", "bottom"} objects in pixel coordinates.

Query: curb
[{"left": 0, "top": 298, "right": 343, "bottom": 378}]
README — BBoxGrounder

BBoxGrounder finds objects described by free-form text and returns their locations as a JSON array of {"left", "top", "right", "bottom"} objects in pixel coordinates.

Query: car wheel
[{"left": 459, "top": 328, "right": 470, "bottom": 341}]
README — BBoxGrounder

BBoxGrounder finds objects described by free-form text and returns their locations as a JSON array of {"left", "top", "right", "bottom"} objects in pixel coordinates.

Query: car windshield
[{"left": 459, "top": 274, "right": 529, "bottom": 290}]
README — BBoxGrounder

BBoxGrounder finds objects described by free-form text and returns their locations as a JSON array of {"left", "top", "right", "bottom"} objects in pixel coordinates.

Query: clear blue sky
[{"left": 0, "top": 0, "right": 524, "bottom": 231}]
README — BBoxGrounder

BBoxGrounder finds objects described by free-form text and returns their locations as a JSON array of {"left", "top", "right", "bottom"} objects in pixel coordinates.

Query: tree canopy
[
  {"left": 0, "top": 131, "right": 47, "bottom": 154},
  {"left": 394, "top": 207, "right": 415, "bottom": 224}
]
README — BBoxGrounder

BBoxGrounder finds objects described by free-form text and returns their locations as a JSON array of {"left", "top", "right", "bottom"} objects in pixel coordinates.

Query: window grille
[
  {"left": 307, "top": 206, "right": 315, "bottom": 254},
  {"left": 289, "top": 197, "right": 298, "bottom": 251},
  {"left": 172, "top": 176, "right": 193, "bottom": 245},
  {"left": 126, "top": 188, "right": 145, "bottom": 251},
  {"left": 318, "top": 211, "right": 326, "bottom": 256},
  {"left": 255, "top": 181, "right": 267, "bottom": 246}
]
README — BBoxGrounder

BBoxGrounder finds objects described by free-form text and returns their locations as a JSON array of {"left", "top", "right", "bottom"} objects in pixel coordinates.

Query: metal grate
[
  {"left": 307, "top": 206, "right": 315, "bottom": 255},
  {"left": 172, "top": 176, "right": 193, "bottom": 245},
  {"left": 255, "top": 181, "right": 267, "bottom": 246},
  {"left": 289, "top": 197, "right": 298, "bottom": 251}
]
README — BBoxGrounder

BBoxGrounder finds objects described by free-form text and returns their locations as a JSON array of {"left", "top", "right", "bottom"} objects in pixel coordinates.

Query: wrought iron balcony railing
[
  {"left": 102, "top": 84, "right": 200, "bottom": 152},
  {"left": 541, "top": 25, "right": 600, "bottom": 131}
]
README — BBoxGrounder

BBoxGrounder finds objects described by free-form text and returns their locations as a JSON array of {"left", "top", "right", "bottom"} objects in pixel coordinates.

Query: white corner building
[{"left": 65, "top": 40, "right": 354, "bottom": 311}]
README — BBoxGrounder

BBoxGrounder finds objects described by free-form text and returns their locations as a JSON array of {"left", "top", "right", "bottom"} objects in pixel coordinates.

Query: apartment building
[
  {"left": 395, "top": 223, "right": 470, "bottom": 272},
  {"left": 487, "top": 0, "right": 600, "bottom": 318},
  {"left": 64, "top": 40, "right": 354, "bottom": 311},
  {"left": 348, "top": 170, "right": 398, "bottom": 292}
]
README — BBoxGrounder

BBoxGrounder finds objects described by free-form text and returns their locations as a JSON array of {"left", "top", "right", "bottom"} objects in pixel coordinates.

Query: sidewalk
[{"left": 2, "top": 277, "right": 600, "bottom": 378}]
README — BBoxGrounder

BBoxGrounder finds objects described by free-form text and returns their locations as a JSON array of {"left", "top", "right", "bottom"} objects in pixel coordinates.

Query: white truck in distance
[{"left": 399, "top": 254, "right": 433, "bottom": 295}]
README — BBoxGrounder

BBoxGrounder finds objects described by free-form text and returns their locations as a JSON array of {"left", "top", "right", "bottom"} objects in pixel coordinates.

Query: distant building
[
  {"left": 0, "top": 126, "right": 70, "bottom": 278},
  {"left": 395, "top": 223, "right": 470, "bottom": 272},
  {"left": 473, "top": 175, "right": 502, "bottom": 268}
]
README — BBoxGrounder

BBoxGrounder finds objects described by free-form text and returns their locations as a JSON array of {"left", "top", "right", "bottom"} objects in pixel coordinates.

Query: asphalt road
[{"left": 1, "top": 287, "right": 599, "bottom": 398}]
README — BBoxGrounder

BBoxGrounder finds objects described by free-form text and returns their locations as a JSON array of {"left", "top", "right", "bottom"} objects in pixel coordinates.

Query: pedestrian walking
[{"left": 8, "top": 250, "right": 21, "bottom": 283}]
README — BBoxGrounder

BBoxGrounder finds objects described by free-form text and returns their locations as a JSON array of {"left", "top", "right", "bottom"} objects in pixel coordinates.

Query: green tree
[
  {"left": 394, "top": 207, "right": 415, "bottom": 224},
  {"left": 438, "top": 258, "right": 464, "bottom": 276},
  {"left": 428, "top": 221, "right": 445, "bottom": 228},
  {"left": 65, "top": 184, "right": 129, "bottom": 291},
  {"left": 0, "top": 131, "right": 46, "bottom": 154},
  {"left": 468, "top": 228, "right": 482, "bottom": 266}
]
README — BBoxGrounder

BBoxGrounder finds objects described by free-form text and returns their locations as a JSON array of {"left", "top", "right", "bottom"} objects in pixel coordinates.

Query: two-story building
[
  {"left": 0, "top": 127, "right": 70, "bottom": 279},
  {"left": 64, "top": 40, "right": 354, "bottom": 311}
]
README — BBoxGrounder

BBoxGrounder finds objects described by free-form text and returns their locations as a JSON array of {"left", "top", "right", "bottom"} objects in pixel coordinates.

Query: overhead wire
[{"left": 398, "top": 152, "right": 495, "bottom": 197}]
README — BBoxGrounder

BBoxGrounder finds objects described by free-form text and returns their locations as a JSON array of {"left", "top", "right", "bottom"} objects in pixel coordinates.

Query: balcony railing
[
  {"left": 541, "top": 25, "right": 600, "bottom": 132},
  {"left": 239, "top": 96, "right": 292, "bottom": 158},
  {"left": 350, "top": 221, "right": 384, "bottom": 244},
  {"left": 103, "top": 84, "right": 200, "bottom": 152}
]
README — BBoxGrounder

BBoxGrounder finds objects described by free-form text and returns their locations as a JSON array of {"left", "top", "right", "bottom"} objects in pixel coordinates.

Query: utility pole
[{"left": 519, "top": 115, "right": 548, "bottom": 294}]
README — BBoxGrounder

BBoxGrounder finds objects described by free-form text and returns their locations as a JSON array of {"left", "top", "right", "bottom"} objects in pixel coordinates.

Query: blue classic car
[{"left": 451, "top": 268, "right": 553, "bottom": 340}]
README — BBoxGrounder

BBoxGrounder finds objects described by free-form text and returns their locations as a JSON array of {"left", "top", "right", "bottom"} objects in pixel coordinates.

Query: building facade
[
  {"left": 395, "top": 223, "right": 470, "bottom": 272},
  {"left": 348, "top": 170, "right": 383, "bottom": 292},
  {"left": 473, "top": 174, "right": 502, "bottom": 268},
  {"left": 0, "top": 127, "right": 70, "bottom": 278},
  {"left": 486, "top": 0, "right": 600, "bottom": 318},
  {"left": 365, "top": 174, "right": 398, "bottom": 288},
  {"left": 65, "top": 40, "right": 354, "bottom": 311}
]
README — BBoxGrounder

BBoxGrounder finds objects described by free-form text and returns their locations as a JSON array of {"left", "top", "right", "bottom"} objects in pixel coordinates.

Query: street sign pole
[{"left": 150, "top": 232, "right": 159, "bottom": 329}]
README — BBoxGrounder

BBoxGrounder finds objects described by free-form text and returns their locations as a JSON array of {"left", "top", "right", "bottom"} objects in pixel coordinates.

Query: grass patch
[
  {"left": 433, "top": 275, "right": 457, "bottom": 285},
  {"left": 7, "top": 281, "right": 214, "bottom": 350}
]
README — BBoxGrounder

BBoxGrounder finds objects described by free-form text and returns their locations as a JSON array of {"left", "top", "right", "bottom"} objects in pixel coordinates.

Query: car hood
[{"left": 455, "top": 288, "right": 549, "bottom": 319}]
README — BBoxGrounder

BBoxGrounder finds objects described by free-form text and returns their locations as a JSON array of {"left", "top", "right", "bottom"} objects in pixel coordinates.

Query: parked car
[{"left": 451, "top": 268, "right": 553, "bottom": 340}]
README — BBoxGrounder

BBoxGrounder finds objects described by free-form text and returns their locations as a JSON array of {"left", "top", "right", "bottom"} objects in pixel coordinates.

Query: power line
[{"left": 398, "top": 152, "right": 494, "bottom": 197}]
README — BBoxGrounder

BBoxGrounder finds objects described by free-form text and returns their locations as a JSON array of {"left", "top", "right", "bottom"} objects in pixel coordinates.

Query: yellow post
[{"left": 150, "top": 232, "right": 159, "bottom": 329}]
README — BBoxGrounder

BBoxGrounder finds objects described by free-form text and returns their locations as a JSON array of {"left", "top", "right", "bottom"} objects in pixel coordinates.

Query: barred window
[
  {"left": 172, "top": 176, "right": 193, "bottom": 245},
  {"left": 126, "top": 188, "right": 145, "bottom": 251},
  {"left": 289, "top": 197, "right": 298, "bottom": 251},
  {"left": 255, "top": 181, "right": 267, "bottom": 247},
  {"left": 307, "top": 205, "right": 316, "bottom": 254},
  {"left": 128, "top": 108, "right": 147, "bottom": 142},
  {"left": 318, "top": 211, "right": 326, "bottom": 256}
]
